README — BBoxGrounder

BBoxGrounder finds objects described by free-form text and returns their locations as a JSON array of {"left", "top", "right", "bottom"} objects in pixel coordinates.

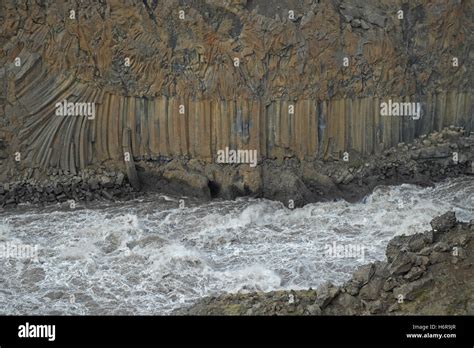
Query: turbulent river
[{"left": 0, "top": 177, "right": 473, "bottom": 314}]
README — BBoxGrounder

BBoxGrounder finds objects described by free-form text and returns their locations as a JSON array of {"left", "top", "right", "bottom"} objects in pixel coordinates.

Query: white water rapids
[{"left": 0, "top": 177, "right": 472, "bottom": 314}]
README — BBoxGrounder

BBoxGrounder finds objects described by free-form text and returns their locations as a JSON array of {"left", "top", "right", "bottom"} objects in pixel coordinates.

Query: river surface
[{"left": 0, "top": 177, "right": 472, "bottom": 314}]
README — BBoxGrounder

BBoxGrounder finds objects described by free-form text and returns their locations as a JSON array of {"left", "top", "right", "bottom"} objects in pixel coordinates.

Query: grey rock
[
  {"left": 352, "top": 263, "right": 375, "bottom": 286},
  {"left": 163, "top": 169, "right": 211, "bottom": 199},
  {"left": 389, "top": 251, "right": 416, "bottom": 275},
  {"left": 419, "top": 246, "right": 433, "bottom": 256},
  {"left": 99, "top": 175, "right": 115, "bottom": 188},
  {"left": 373, "top": 261, "right": 390, "bottom": 278},
  {"left": 306, "top": 304, "right": 322, "bottom": 315},
  {"left": 316, "top": 283, "right": 340, "bottom": 308},
  {"left": 360, "top": 19, "right": 370, "bottom": 29},
  {"left": 351, "top": 19, "right": 361, "bottom": 27},
  {"left": 342, "top": 173, "right": 354, "bottom": 184},
  {"left": 408, "top": 233, "right": 431, "bottom": 252},
  {"left": 263, "top": 168, "right": 312, "bottom": 207},
  {"left": 364, "top": 11, "right": 386, "bottom": 27},
  {"left": 359, "top": 278, "right": 383, "bottom": 300},
  {"left": 429, "top": 251, "right": 450, "bottom": 264},
  {"left": 331, "top": 293, "right": 362, "bottom": 315},
  {"left": 365, "top": 300, "right": 383, "bottom": 314},
  {"left": 386, "top": 235, "right": 408, "bottom": 262},
  {"left": 388, "top": 302, "right": 401, "bottom": 312},
  {"left": 393, "top": 276, "right": 433, "bottom": 301},
  {"left": 383, "top": 277, "right": 400, "bottom": 292},
  {"left": 88, "top": 178, "right": 99, "bottom": 190},
  {"left": 414, "top": 255, "right": 430, "bottom": 268},
  {"left": 403, "top": 266, "right": 425, "bottom": 281},
  {"left": 115, "top": 172, "right": 125, "bottom": 186},
  {"left": 430, "top": 211, "right": 457, "bottom": 235},
  {"left": 344, "top": 281, "right": 361, "bottom": 296},
  {"left": 101, "top": 190, "right": 114, "bottom": 200},
  {"left": 433, "top": 242, "right": 450, "bottom": 252}
]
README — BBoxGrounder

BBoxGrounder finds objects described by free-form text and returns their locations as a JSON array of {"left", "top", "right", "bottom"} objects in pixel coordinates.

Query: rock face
[
  {"left": 0, "top": 125, "right": 472, "bottom": 207},
  {"left": 0, "top": 169, "right": 138, "bottom": 208},
  {"left": 0, "top": 0, "right": 472, "bottom": 185},
  {"left": 431, "top": 211, "right": 457, "bottom": 234},
  {"left": 174, "top": 212, "right": 474, "bottom": 315}
]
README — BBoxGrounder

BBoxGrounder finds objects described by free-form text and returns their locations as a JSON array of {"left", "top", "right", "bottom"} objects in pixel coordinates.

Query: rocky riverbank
[
  {"left": 135, "top": 126, "right": 474, "bottom": 206},
  {"left": 0, "top": 168, "right": 138, "bottom": 208},
  {"left": 0, "top": 126, "right": 473, "bottom": 208},
  {"left": 174, "top": 211, "right": 474, "bottom": 315}
]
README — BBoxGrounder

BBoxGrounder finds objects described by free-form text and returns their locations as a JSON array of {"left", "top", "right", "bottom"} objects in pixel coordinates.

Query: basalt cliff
[{"left": 0, "top": 0, "right": 473, "bottom": 205}]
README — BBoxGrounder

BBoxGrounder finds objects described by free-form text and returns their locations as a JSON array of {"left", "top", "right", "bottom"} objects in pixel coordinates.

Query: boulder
[
  {"left": 407, "top": 233, "right": 432, "bottom": 252},
  {"left": 359, "top": 278, "right": 383, "bottom": 300},
  {"left": 163, "top": 169, "right": 211, "bottom": 199},
  {"left": 430, "top": 212, "right": 457, "bottom": 236},
  {"left": 263, "top": 167, "right": 313, "bottom": 207},
  {"left": 352, "top": 263, "right": 375, "bottom": 286},
  {"left": 393, "top": 276, "right": 433, "bottom": 301},
  {"left": 403, "top": 266, "right": 425, "bottom": 281},
  {"left": 315, "top": 283, "right": 340, "bottom": 309},
  {"left": 388, "top": 251, "right": 416, "bottom": 275}
]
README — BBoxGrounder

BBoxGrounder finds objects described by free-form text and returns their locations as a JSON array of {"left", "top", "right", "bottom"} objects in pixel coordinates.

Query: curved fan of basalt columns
[
  {"left": 8, "top": 52, "right": 101, "bottom": 175},
  {"left": 9, "top": 84, "right": 474, "bottom": 173},
  {"left": 17, "top": 80, "right": 103, "bottom": 174},
  {"left": 5, "top": 52, "right": 473, "bottom": 172}
]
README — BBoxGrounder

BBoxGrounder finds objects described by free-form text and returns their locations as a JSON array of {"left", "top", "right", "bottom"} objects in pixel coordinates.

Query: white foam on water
[{"left": 0, "top": 177, "right": 472, "bottom": 314}]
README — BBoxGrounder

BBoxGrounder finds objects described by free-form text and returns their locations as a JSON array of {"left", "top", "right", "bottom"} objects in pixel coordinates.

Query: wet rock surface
[
  {"left": 0, "top": 168, "right": 138, "bottom": 208},
  {"left": 174, "top": 212, "right": 474, "bottom": 315},
  {"left": 0, "top": 126, "right": 472, "bottom": 208},
  {"left": 0, "top": 0, "right": 472, "bottom": 193},
  {"left": 136, "top": 126, "right": 474, "bottom": 206}
]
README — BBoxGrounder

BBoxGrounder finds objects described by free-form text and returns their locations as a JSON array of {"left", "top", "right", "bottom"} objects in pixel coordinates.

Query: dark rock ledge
[{"left": 0, "top": 169, "right": 138, "bottom": 208}]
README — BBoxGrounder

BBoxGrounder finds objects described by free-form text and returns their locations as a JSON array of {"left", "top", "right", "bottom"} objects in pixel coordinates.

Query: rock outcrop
[
  {"left": 0, "top": 168, "right": 138, "bottom": 208},
  {"left": 1, "top": 126, "right": 472, "bottom": 207},
  {"left": 175, "top": 211, "right": 474, "bottom": 315},
  {"left": 0, "top": 0, "right": 472, "bottom": 185}
]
